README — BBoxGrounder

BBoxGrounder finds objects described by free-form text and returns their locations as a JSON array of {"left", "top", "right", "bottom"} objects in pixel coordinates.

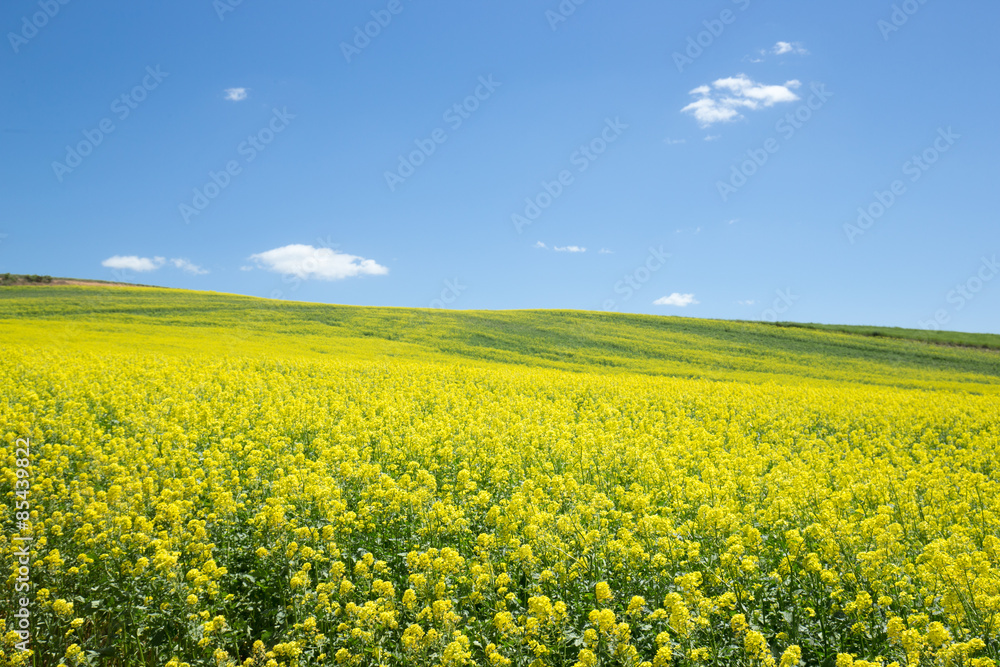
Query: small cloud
[
  {"left": 738, "top": 299, "right": 756, "bottom": 306},
  {"left": 704, "top": 134, "right": 721, "bottom": 141},
  {"left": 599, "top": 248, "right": 613, "bottom": 254},
  {"left": 663, "top": 137, "right": 686, "bottom": 145},
  {"left": 534, "top": 241, "right": 548, "bottom": 249},
  {"left": 747, "top": 42, "right": 808, "bottom": 62},
  {"left": 224, "top": 87, "right": 248, "bottom": 102},
  {"left": 682, "top": 74, "right": 801, "bottom": 128},
  {"left": 239, "top": 265, "right": 254, "bottom": 271},
  {"left": 773, "top": 41, "right": 808, "bottom": 55},
  {"left": 170, "top": 258, "right": 208, "bottom": 275},
  {"left": 554, "top": 245, "right": 586, "bottom": 253},
  {"left": 654, "top": 293, "right": 699, "bottom": 307},
  {"left": 727, "top": 218, "right": 739, "bottom": 225},
  {"left": 101, "top": 255, "right": 165, "bottom": 272},
  {"left": 249, "top": 244, "right": 388, "bottom": 280}
]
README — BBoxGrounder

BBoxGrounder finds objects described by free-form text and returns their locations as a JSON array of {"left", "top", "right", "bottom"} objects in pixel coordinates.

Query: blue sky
[{"left": 2, "top": 0, "right": 998, "bottom": 333}]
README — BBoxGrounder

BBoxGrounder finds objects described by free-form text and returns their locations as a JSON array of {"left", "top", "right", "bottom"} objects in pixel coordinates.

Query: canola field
[{"left": 2, "top": 286, "right": 1000, "bottom": 667}]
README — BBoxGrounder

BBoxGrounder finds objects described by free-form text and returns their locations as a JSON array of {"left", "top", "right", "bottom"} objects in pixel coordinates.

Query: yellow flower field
[{"left": 2, "top": 289, "right": 999, "bottom": 667}]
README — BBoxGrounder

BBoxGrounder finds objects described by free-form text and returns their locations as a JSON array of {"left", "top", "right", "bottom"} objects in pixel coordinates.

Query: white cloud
[
  {"left": 249, "top": 244, "right": 388, "bottom": 280},
  {"left": 773, "top": 41, "right": 808, "bottom": 55},
  {"left": 738, "top": 299, "right": 757, "bottom": 306},
  {"left": 101, "top": 255, "right": 211, "bottom": 275},
  {"left": 599, "top": 248, "right": 613, "bottom": 254},
  {"left": 683, "top": 97, "right": 743, "bottom": 126},
  {"left": 536, "top": 242, "right": 588, "bottom": 253},
  {"left": 747, "top": 42, "right": 808, "bottom": 63},
  {"left": 682, "top": 74, "right": 801, "bottom": 127},
  {"left": 171, "top": 258, "right": 209, "bottom": 275},
  {"left": 714, "top": 75, "right": 801, "bottom": 102},
  {"left": 704, "top": 134, "right": 721, "bottom": 142},
  {"left": 654, "top": 293, "right": 699, "bottom": 307},
  {"left": 224, "top": 87, "right": 248, "bottom": 102},
  {"left": 101, "top": 255, "right": 165, "bottom": 272},
  {"left": 663, "top": 137, "right": 686, "bottom": 145}
]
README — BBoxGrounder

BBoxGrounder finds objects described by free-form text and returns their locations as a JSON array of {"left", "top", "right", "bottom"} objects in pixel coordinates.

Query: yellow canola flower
[
  {"left": 574, "top": 649, "right": 597, "bottom": 667},
  {"left": 52, "top": 599, "right": 74, "bottom": 618},
  {"left": 745, "top": 630, "right": 772, "bottom": 664},
  {"left": 627, "top": 595, "right": 646, "bottom": 615},
  {"left": 780, "top": 645, "right": 802, "bottom": 667}
]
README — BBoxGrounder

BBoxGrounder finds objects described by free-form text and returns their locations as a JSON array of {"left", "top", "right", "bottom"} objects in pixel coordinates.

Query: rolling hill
[{"left": 1, "top": 283, "right": 997, "bottom": 392}]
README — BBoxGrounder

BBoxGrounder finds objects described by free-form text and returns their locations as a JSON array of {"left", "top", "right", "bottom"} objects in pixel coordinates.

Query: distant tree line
[{"left": 0, "top": 273, "right": 54, "bottom": 285}]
